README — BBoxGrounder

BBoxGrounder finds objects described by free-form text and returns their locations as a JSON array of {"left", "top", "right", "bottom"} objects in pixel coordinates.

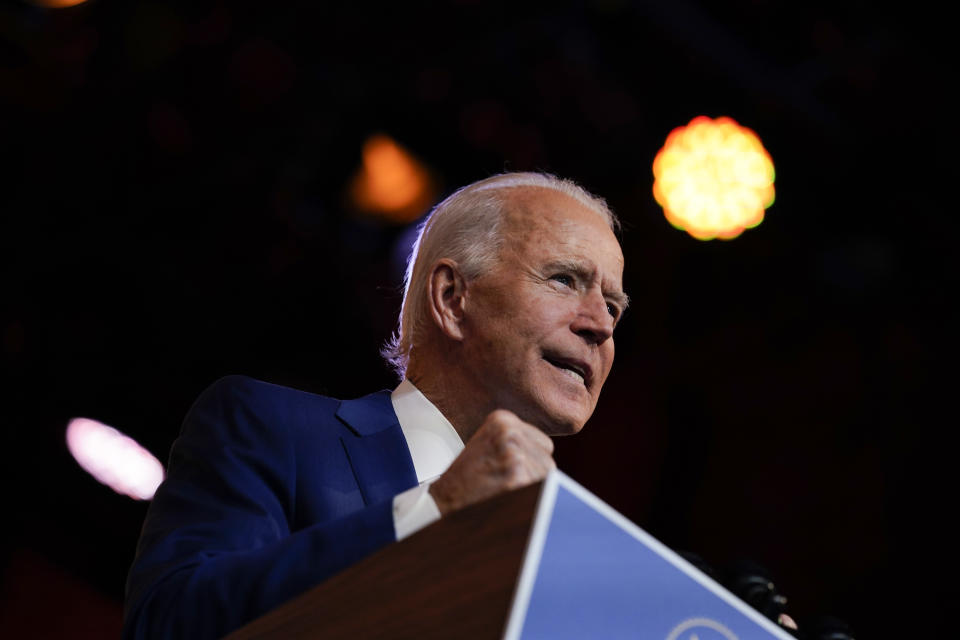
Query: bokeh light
[
  {"left": 65, "top": 418, "right": 164, "bottom": 500},
  {"left": 653, "top": 116, "right": 775, "bottom": 240},
  {"left": 350, "top": 134, "right": 436, "bottom": 223},
  {"left": 29, "top": 0, "right": 89, "bottom": 7}
]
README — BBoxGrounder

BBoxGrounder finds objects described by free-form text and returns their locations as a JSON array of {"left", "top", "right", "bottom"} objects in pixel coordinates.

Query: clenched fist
[{"left": 429, "top": 409, "right": 556, "bottom": 516}]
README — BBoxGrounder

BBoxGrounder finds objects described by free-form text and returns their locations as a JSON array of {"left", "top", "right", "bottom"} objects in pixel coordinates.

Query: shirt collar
[{"left": 391, "top": 379, "right": 465, "bottom": 483}]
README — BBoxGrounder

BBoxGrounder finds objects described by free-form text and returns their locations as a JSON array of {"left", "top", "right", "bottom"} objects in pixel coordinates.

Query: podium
[{"left": 226, "top": 471, "right": 795, "bottom": 640}]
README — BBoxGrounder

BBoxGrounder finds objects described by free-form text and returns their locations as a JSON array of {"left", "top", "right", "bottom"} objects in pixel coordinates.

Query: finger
[
  {"left": 525, "top": 448, "right": 556, "bottom": 479},
  {"left": 499, "top": 427, "right": 554, "bottom": 477},
  {"left": 507, "top": 442, "right": 554, "bottom": 483},
  {"left": 519, "top": 422, "right": 554, "bottom": 455},
  {"left": 482, "top": 410, "right": 554, "bottom": 456}
]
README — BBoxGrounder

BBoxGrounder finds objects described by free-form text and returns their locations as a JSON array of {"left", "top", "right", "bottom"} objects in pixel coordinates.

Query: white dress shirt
[{"left": 390, "top": 379, "right": 465, "bottom": 540}]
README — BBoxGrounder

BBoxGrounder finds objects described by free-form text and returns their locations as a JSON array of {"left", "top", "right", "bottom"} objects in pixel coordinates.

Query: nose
[{"left": 571, "top": 289, "right": 614, "bottom": 345}]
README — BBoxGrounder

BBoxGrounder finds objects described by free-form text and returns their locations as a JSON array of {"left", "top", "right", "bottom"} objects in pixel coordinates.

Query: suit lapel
[{"left": 336, "top": 390, "right": 418, "bottom": 506}]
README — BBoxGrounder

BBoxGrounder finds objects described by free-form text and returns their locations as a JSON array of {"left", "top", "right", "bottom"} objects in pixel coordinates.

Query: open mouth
[{"left": 543, "top": 355, "right": 589, "bottom": 387}]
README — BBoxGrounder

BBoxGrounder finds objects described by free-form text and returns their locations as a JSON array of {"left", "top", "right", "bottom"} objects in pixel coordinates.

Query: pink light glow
[{"left": 65, "top": 418, "right": 164, "bottom": 500}]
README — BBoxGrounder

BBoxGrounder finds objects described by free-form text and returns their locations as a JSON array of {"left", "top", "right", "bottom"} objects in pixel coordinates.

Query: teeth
[{"left": 545, "top": 357, "right": 586, "bottom": 385}]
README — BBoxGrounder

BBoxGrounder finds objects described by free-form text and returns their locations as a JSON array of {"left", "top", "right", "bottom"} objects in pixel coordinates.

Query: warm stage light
[
  {"left": 30, "top": 0, "right": 89, "bottom": 7},
  {"left": 65, "top": 418, "right": 164, "bottom": 500},
  {"left": 653, "top": 116, "right": 775, "bottom": 240},
  {"left": 350, "top": 134, "right": 435, "bottom": 223}
]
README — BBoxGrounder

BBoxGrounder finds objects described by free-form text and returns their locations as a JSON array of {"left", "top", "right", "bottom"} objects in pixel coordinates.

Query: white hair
[{"left": 382, "top": 172, "right": 619, "bottom": 379}]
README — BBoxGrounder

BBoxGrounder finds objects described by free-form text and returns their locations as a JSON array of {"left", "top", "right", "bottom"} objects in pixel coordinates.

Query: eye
[
  {"left": 550, "top": 273, "right": 575, "bottom": 288},
  {"left": 606, "top": 302, "right": 620, "bottom": 319}
]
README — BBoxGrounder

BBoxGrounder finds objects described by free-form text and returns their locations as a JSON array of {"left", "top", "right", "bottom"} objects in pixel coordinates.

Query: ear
[{"left": 427, "top": 259, "right": 467, "bottom": 341}]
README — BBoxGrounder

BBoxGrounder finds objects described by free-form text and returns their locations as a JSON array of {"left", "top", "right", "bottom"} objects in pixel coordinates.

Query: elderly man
[{"left": 123, "top": 172, "right": 627, "bottom": 639}]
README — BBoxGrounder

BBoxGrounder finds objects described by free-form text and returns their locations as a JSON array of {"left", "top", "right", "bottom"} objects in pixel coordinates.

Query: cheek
[
  {"left": 507, "top": 307, "right": 554, "bottom": 345},
  {"left": 529, "top": 300, "right": 572, "bottom": 334}
]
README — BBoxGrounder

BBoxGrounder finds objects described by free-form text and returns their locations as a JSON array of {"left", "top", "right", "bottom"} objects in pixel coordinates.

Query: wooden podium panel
[{"left": 226, "top": 482, "right": 542, "bottom": 640}]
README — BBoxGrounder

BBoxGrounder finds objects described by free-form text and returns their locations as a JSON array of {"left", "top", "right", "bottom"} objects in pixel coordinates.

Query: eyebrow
[
  {"left": 611, "top": 290, "right": 631, "bottom": 313},
  {"left": 544, "top": 259, "right": 630, "bottom": 312}
]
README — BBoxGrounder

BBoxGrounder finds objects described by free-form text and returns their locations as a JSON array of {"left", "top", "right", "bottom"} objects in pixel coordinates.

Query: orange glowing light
[
  {"left": 65, "top": 418, "right": 165, "bottom": 500},
  {"left": 350, "top": 134, "right": 435, "bottom": 223},
  {"left": 31, "top": 0, "right": 89, "bottom": 7},
  {"left": 653, "top": 116, "right": 775, "bottom": 240}
]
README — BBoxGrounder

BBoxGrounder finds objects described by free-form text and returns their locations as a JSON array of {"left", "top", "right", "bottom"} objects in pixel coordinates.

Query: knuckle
[
  {"left": 491, "top": 431, "right": 515, "bottom": 456},
  {"left": 500, "top": 446, "right": 525, "bottom": 469},
  {"left": 502, "top": 465, "right": 529, "bottom": 489},
  {"left": 492, "top": 427, "right": 524, "bottom": 452},
  {"left": 541, "top": 434, "right": 555, "bottom": 454},
  {"left": 494, "top": 421, "right": 515, "bottom": 440},
  {"left": 486, "top": 410, "right": 518, "bottom": 431}
]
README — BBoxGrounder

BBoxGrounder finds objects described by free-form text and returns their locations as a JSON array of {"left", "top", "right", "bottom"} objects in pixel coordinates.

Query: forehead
[{"left": 500, "top": 187, "right": 624, "bottom": 273}]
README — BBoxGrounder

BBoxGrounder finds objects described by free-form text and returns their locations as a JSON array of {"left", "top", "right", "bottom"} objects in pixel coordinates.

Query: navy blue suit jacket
[{"left": 123, "top": 375, "right": 418, "bottom": 639}]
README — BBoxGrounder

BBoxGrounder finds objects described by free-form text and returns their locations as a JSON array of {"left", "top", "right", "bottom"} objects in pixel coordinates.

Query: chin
[
  {"left": 535, "top": 405, "right": 591, "bottom": 437},
  {"left": 547, "top": 422, "right": 585, "bottom": 437},
  {"left": 506, "top": 384, "right": 594, "bottom": 436}
]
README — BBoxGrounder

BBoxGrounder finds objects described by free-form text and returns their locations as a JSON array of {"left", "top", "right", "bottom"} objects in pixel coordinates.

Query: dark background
[{"left": 1, "top": 1, "right": 953, "bottom": 637}]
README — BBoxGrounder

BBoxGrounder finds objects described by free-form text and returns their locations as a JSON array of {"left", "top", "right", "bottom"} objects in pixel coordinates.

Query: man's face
[{"left": 461, "top": 187, "right": 626, "bottom": 435}]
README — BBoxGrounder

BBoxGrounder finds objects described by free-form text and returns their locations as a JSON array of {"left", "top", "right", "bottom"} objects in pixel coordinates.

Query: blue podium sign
[{"left": 504, "top": 472, "right": 794, "bottom": 640}]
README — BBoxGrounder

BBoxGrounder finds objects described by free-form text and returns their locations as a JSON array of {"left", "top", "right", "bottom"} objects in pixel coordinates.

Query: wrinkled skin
[{"left": 430, "top": 187, "right": 626, "bottom": 514}]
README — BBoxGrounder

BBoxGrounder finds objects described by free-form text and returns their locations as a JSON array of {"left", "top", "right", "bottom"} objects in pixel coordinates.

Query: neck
[{"left": 406, "top": 355, "right": 489, "bottom": 443}]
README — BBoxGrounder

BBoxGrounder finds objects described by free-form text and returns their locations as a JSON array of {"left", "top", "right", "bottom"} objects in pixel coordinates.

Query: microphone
[{"left": 676, "top": 552, "right": 857, "bottom": 639}]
